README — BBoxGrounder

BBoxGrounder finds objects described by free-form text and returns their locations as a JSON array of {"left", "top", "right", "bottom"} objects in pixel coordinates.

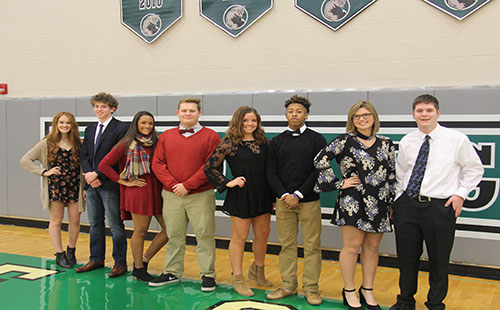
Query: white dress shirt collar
[
  {"left": 287, "top": 124, "right": 307, "bottom": 134},
  {"left": 179, "top": 122, "right": 203, "bottom": 137},
  {"left": 95, "top": 117, "right": 113, "bottom": 143},
  {"left": 98, "top": 116, "right": 113, "bottom": 128},
  {"left": 417, "top": 123, "right": 442, "bottom": 140}
]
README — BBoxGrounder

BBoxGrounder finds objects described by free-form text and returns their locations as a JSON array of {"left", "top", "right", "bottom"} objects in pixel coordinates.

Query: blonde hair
[
  {"left": 178, "top": 97, "right": 201, "bottom": 111},
  {"left": 346, "top": 101, "right": 380, "bottom": 134},
  {"left": 226, "top": 106, "right": 266, "bottom": 145},
  {"left": 46, "top": 112, "right": 81, "bottom": 167}
]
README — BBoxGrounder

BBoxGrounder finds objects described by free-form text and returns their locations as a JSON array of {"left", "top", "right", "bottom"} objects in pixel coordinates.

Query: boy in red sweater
[{"left": 149, "top": 97, "right": 220, "bottom": 292}]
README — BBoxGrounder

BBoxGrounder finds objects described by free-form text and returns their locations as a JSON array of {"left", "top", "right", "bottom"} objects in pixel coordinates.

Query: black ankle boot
[
  {"left": 55, "top": 252, "right": 73, "bottom": 268},
  {"left": 132, "top": 266, "right": 154, "bottom": 282},
  {"left": 143, "top": 261, "right": 149, "bottom": 271},
  {"left": 66, "top": 246, "right": 77, "bottom": 265}
]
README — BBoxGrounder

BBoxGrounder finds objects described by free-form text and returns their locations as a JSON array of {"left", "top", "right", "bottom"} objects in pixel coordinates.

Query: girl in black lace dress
[
  {"left": 21, "top": 112, "right": 84, "bottom": 269},
  {"left": 204, "top": 106, "right": 273, "bottom": 297},
  {"left": 313, "top": 101, "right": 396, "bottom": 310}
]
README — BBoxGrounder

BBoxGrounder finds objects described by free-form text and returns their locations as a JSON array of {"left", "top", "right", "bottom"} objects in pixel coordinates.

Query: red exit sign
[{"left": 0, "top": 84, "right": 7, "bottom": 94}]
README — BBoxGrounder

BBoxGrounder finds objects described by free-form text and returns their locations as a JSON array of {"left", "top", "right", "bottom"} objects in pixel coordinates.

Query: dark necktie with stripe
[
  {"left": 93, "top": 124, "right": 104, "bottom": 170},
  {"left": 406, "top": 135, "right": 430, "bottom": 199}
]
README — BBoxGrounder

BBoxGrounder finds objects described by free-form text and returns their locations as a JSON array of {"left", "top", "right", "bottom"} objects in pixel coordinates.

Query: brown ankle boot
[
  {"left": 248, "top": 262, "right": 272, "bottom": 287},
  {"left": 232, "top": 273, "right": 254, "bottom": 296}
]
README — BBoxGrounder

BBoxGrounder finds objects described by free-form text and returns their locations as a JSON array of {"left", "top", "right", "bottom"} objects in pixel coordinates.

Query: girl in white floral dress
[{"left": 313, "top": 101, "right": 396, "bottom": 310}]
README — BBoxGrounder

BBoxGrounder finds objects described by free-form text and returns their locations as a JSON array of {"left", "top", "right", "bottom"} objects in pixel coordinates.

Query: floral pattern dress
[
  {"left": 48, "top": 148, "right": 80, "bottom": 203},
  {"left": 204, "top": 137, "right": 274, "bottom": 219},
  {"left": 313, "top": 133, "right": 396, "bottom": 233}
]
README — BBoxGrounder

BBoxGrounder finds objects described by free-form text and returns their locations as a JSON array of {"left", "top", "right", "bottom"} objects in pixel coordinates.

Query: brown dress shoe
[
  {"left": 305, "top": 291, "right": 322, "bottom": 306},
  {"left": 109, "top": 265, "right": 127, "bottom": 278},
  {"left": 266, "top": 287, "right": 298, "bottom": 300},
  {"left": 75, "top": 261, "right": 105, "bottom": 273}
]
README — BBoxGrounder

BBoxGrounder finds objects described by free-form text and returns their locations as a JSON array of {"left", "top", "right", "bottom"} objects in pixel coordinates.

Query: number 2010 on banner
[{"left": 139, "top": 0, "right": 163, "bottom": 10}]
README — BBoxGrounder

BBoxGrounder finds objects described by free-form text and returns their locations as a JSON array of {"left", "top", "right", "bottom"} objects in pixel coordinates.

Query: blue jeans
[{"left": 86, "top": 187, "right": 127, "bottom": 265}]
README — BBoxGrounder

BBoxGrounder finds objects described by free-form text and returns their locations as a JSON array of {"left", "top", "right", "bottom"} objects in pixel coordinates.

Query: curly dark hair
[
  {"left": 284, "top": 95, "right": 311, "bottom": 113},
  {"left": 90, "top": 92, "right": 119, "bottom": 109}
]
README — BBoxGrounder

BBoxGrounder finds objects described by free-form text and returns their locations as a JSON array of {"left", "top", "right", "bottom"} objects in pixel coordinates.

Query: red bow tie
[{"left": 179, "top": 128, "right": 194, "bottom": 134}]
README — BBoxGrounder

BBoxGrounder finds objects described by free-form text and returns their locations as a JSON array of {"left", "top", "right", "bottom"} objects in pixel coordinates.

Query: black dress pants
[{"left": 393, "top": 193, "right": 456, "bottom": 310}]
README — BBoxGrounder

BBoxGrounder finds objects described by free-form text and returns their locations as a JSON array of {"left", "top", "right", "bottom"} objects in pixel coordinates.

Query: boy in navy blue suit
[{"left": 76, "top": 92, "right": 128, "bottom": 277}]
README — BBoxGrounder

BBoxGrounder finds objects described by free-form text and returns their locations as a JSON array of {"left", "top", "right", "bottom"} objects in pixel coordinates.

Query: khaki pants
[
  {"left": 276, "top": 199, "right": 322, "bottom": 292},
  {"left": 162, "top": 189, "right": 216, "bottom": 278}
]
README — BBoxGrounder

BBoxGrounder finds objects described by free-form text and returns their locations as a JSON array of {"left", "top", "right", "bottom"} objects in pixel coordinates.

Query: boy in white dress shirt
[{"left": 390, "top": 94, "right": 483, "bottom": 310}]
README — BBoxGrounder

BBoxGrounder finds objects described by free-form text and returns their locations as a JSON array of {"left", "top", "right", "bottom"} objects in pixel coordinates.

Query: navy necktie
[
  {"left": 93, "top": 124, "right": 104, "bottom": 169},
  {"left": 406, "top": 135, "right": 430, "bottom": 199}
]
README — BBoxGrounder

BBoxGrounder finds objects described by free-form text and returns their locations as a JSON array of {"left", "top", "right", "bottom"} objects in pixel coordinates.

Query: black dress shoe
[
  {"left": 55, "top": 252, "right": 72, "bottom": 268},
  {"left": 359, "top": 286, "right": 381, "bottom": 310},
  {"left": 389, "top": 302, "right": 415, "bottom": 310},
  {"left": 342, "top": 288, "right": 365, "bottom": 310}
]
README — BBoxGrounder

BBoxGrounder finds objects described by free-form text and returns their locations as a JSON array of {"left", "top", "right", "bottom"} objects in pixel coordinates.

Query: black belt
[
  {"left": 416, "top": 195, "right": 432, "bottom": 203},
  {"left": 407, "top": 193, "right": 448, "bottom": 203}
]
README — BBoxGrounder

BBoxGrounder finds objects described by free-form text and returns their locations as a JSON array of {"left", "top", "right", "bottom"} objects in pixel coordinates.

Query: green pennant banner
[
  {"left": 423, "top": 0, "right": 491, "bottom": 20},
  {"left": 200, "top": 0, "right": 273, "bottom": 38},
  {"left": 121, "top": 0, "right": 183, "bottom": 43},
  {"left": 295, "top": 0, "right": 377, "bottom": 31}
]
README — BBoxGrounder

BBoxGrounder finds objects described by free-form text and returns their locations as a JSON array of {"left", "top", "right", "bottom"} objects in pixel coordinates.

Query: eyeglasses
[{"left": 352, "top": 113, "right": 373, "bottom": 120}]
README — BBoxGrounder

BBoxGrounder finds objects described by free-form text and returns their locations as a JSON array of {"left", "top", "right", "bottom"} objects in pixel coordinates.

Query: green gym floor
[{"left": 0, "top": 252, "right": 363, "bottom": 310}]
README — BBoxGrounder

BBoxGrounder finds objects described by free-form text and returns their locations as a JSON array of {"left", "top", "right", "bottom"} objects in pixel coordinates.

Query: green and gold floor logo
[
  {"left": 422, "top": 0, "right": 491, "bottom": 20},
  {"left": 295, "top": 0, "right": 377, "bottom": 31},
  {"left": 206, "top": 299, "right": 297, "bottom": 310},
  {"left": 200, "top": 0, "right": 273, "bottom": 37},
  {"left": 0, "top": 263, "right": 60, "bottom": 282},
  {"left": 121, "top": 0, "right": 182, "bottom": 43}
]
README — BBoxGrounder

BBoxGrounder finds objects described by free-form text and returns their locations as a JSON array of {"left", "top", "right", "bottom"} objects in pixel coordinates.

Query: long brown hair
[
  {"left": 115, "top": 111, "right": 158, "bottom": 154},
  {"left": 46, "top": 112, "right": 81, "bottom": 167},
  {"left": 226, "top": 106, "right": 266, "bottom": 145}
]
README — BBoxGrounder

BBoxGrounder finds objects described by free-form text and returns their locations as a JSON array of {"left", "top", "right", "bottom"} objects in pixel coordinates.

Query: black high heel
[
  {"left": 342, "top": 288, "right": 365, "bottom": 310},
  {"left": 359, "top": 286, "right": 381, "bottom": 310}
]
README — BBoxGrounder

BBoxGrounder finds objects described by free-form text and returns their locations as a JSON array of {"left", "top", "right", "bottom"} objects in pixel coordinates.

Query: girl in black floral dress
[
  {"left": 21, "top": 112, "right": 84, "bottom": 269},
  {"left": 49, "top": 148, "right": 80, "bottom": 203},
  {"left": 314, "top": 101, "right": 395, "bottom": 310},
  {"left": 204, "top": 106, "right": 273, "bottom": 297}
]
